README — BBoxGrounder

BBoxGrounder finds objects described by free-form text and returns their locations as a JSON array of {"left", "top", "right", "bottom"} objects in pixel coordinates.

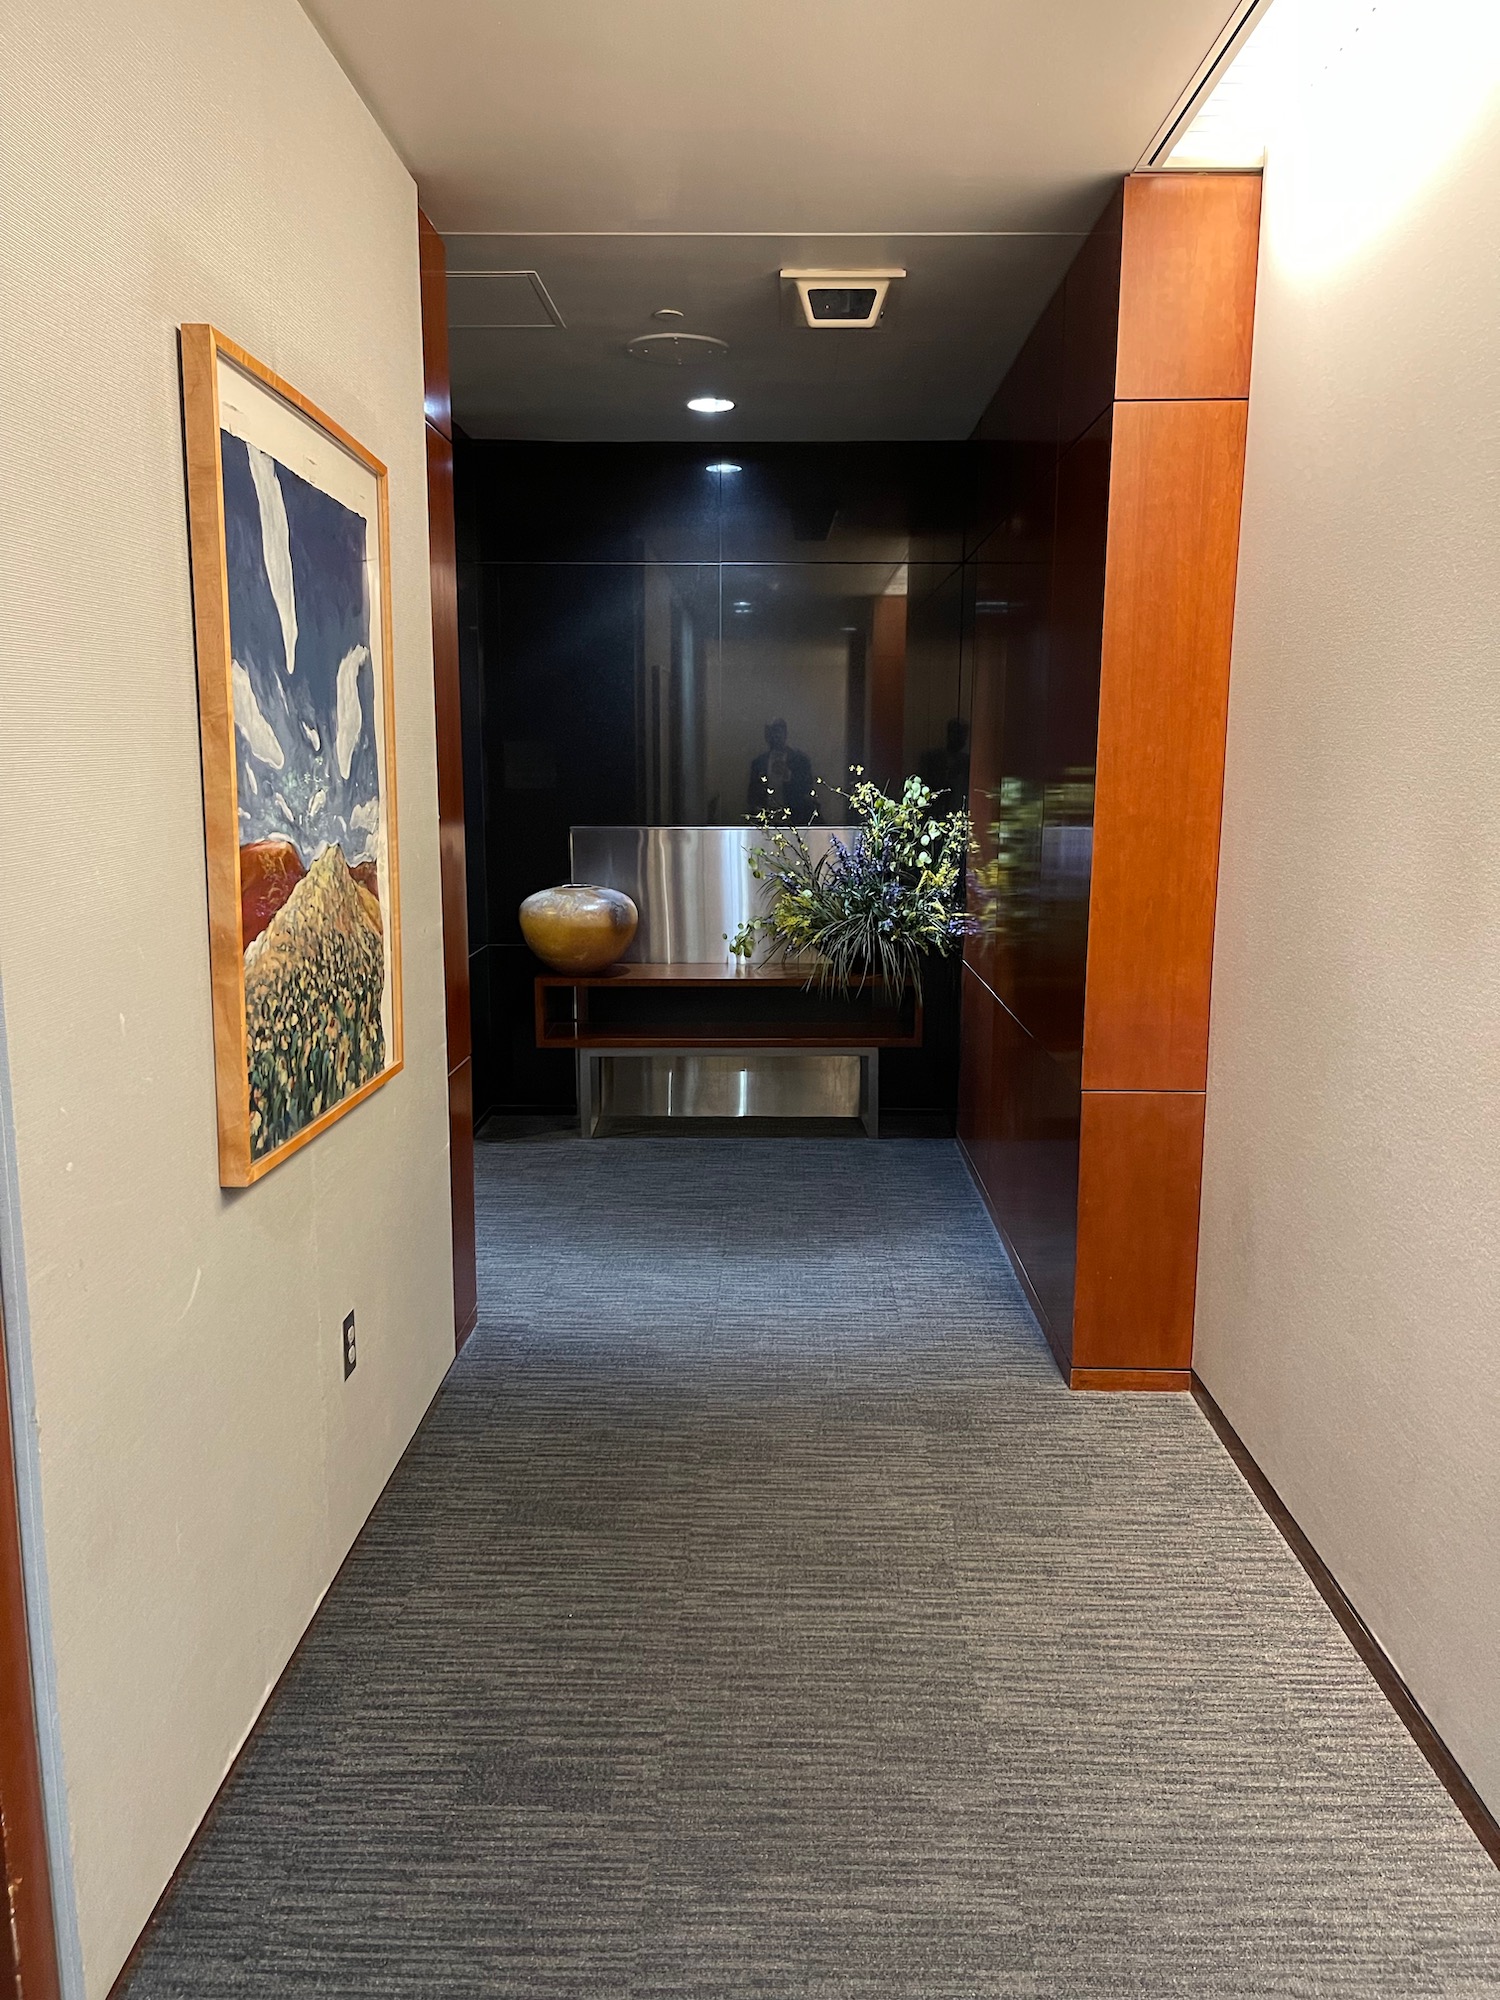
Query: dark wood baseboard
[
  {"left": 1191, "top": 1375, "right": 1500, "bottom": 1871},
  {"left": 456, "top": 1298, "right": 479, "bottom": 1349},
  {"left": 1071, "top": 1366, "right": 1191, "bottom": 1392}
]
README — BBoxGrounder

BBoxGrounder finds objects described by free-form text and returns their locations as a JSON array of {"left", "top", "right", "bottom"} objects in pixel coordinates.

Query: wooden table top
[{"left": 535, "top": 960, "right": 850, "bottom": 988}]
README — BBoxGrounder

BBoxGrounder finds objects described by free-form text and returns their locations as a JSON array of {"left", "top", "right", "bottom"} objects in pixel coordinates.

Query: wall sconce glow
[
  {"left": 688, "top": 396, "right": 734, "bottom": 414},
  {"left": 707, "top": 461, "right": 741, "bottom": 473},
  {"left": 1171, "top": 0, "right": 1500, "bottom": 279}
]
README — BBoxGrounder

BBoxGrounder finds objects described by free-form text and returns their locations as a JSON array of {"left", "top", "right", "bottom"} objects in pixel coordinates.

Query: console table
[{"left": 534, "top": 963, "right": 922, "bottom": 1138}]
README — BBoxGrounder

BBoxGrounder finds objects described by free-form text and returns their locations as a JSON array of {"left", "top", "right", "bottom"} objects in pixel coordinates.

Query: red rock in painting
[
  {"left": 240, "top": 840, "right": 306, "bottom": 948},
  {"left": 350, "top": 860, "right": 380, "bottom": 903}
]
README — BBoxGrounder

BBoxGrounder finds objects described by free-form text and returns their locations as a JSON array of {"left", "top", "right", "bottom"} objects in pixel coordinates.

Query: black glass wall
[{"left": 455, "top": 441, "right": 976, "bottom": 1120}]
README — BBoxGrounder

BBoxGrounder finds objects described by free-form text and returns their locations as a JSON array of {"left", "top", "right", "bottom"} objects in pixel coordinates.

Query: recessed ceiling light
[
  {"left": 732, "top": 600, "right": 753, "bottom": 614},
  {"left": 707, "top": 461, "right": 741, "bottom": 473},
  {"left": 652, "top": 307, "right": 685, "bottom": 321},
  {"left": 688, "top": 396, "right": 734, "bottom": 414}
]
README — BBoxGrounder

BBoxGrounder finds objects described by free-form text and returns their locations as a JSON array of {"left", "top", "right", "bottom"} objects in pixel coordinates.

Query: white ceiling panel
[{"left": 301, "top": 0, "right": 1250, "bottom": 438}]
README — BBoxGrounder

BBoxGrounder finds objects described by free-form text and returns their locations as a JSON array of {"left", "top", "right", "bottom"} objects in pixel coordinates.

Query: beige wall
[
  {"left": 1196, "top": 32, "right": 1500, "bottom": 1814},
  {"left": 0, "top": 3, "right": 454, "bottom": 1992}
]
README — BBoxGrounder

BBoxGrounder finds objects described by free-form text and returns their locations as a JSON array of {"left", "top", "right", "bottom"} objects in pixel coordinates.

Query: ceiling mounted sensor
[
  {"left": 781, "top": 268, "right": 905, "bottom": 329},
  {"left": 626, "top": 331, "right": 728, "bottom": 367},
  {"left": 447, "top": 269, "right": 565, "bottom": 329}
]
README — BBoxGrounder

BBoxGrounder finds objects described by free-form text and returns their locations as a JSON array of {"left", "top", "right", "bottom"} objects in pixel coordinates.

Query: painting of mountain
[
  {"left": 218, "top": 424, "right": 393, "bottom": 1163},
  {"left": 183, "top": 326, "right": 401, "bottom": 1183},
  {"left": 244, "top": 845, "right": 385, "bottom": 1157}
]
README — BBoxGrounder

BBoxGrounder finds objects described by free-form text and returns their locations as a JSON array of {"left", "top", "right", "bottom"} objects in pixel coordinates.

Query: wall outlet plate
[{"left": 342, "top": 1310, "right": 357, "bottom": 1379}]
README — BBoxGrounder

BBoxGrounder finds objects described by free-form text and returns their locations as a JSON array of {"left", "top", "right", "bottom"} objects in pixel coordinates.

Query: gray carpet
[{"left": 122, "top": 1138, "right": 1500, "bottom": 1997}]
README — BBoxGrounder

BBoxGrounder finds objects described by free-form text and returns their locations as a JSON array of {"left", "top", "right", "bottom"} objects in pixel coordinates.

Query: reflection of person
[
  {"left": 920, "top": 718, "right": 971, "bottom": 804},
  {"left": 748, "top": 718, "right": 817, "bottom": 823}
]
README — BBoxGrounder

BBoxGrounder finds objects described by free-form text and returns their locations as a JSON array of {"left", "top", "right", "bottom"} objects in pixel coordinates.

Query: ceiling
[{"left": 302, "top": 0, "right": 1249, "bottom": 441}]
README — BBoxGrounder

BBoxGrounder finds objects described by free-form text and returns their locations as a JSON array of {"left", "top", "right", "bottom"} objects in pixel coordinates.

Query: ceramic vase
[{"left": 519, "top": 883, "right": 639, "bottom": 973}]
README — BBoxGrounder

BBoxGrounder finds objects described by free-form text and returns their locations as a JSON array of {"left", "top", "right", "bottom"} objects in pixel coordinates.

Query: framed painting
[{"left": 180, "top": 325, "right": 402, "bottom": 1186}]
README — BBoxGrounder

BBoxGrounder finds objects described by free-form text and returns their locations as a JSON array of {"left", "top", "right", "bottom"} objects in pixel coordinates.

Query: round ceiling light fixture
[
  {"left": 707, "top": 461, "right": 741, "bottom": 473},
  {"left": 626, "top": 331, "right": 726, "bottom": 367},
  {"left": 688, "top": 395, "right": 734, "bottom": 414},
  {"left": 651, "top": 307, "right": 685, "bottom": 321}
]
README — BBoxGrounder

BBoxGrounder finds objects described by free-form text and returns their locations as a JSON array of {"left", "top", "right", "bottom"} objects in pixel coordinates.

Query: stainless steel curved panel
[
  {"left": 602, "top": 1054, "right": 860, "bottom": 1118},
  {"left": 569, "top": 824, "right": 855, "bottom": 965}
]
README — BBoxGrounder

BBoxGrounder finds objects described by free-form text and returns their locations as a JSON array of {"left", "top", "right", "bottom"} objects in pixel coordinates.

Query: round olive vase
[{"left": 519, "top": 883, "right": 639, "bottom": 973}]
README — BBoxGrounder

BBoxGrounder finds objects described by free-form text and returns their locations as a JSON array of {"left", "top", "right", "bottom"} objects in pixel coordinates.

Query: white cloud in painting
[
  {"left": 275, "top": 794, "right": 297, "bottom": 826},
  {"left": 335, "top": 644, "right": 369, "bottom": 780},
  {"left": 308, "top": 787, "right": 327, "bottom": 818},
  {"left": 247, "top": 443, "right": 299, "bottom": 676},
  {"left": 349, "top": 795, "right": 380, "bottom": 862},
  {"left": 231, "top": 660, "right": 285, "bottom": 769},
  {"left": 243, "top": 763, "right": 259, "bottom": 795},
  {"left": 301, "top": 721, "right": 321, "bottom": 753}
]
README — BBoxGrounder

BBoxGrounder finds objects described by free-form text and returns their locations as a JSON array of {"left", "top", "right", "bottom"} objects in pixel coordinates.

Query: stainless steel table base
[{"left": 576, "top": 1049, "right": 879, "bottom": 1139}]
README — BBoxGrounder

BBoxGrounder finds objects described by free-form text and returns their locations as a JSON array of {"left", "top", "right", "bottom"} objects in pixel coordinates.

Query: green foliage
[{"left": 729, "top": 773, "right": 976, "bottom": 1000}]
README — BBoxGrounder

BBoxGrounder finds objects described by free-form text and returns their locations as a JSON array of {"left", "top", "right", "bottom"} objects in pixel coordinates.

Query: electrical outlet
[{"left": 342, "top": 1310, "right": 357, "bottom": 1380}]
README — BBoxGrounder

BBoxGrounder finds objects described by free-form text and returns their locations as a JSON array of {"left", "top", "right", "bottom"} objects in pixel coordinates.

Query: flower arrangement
[{"left": 729, "top": 773, "right": 977, "bottom": 1000}]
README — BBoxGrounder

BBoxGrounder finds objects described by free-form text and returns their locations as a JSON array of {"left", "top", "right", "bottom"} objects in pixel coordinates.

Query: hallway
[{"left": 122, "top": 1139, "right": 1500, "bottom": 1997}]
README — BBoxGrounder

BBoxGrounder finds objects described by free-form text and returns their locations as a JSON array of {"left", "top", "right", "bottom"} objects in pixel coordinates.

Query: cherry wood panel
[
  {"left": 957, "top": 967, "right": 1080, "bottom": 1366},
  {"left": 0, "top": 1301, "right": 61, "bottom": 2000},
  {"left": 417, "top": 209, "right": 451, "bottom": 439},
  {"left": 537, "top": 962, "right": 866, "bottom": 987},
  {"left": 1072, "top": 1090, "right": 1206, "bottom": 1372},
  {"left": 974, "top": 285, "right": 1065, "bottom": 447},
  {"left": 536, "top": 967, "right": 922, "bottom": 1050},
  {"left": 448, "top": 1058, "right": 478, "bottom": 1345},
  {"left": 1115, "top": 174, "right": 1261, "bottom": 403},
  {"left": 418, "top": 210, "right": 476, "bottom": 1348},
  {"left": 1081, "top": 397, "right": 1248, "bottom": 1092},
  {"left": 1070, "top": 1367, "right": 1192, "bottom": 1392},
  {"left": 1058, "top": 187, "right": 1123, "bottom": 447},
  {"left": 425, "top": 424, "right": 471, "bottom": 1068}
]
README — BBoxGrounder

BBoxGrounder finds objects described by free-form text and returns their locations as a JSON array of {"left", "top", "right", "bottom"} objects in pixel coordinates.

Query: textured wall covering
[
  {"left": 1196, "top": 48, "right": 1500, "bottom": 1813},
  {"left": 0, "top": 3, "right": 454, "bottom": 1992}
]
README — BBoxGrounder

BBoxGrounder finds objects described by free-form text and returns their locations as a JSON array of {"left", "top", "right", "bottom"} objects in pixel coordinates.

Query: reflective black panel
[{"left": 455, "top": 438, "right": 981, "bottom": 1117}]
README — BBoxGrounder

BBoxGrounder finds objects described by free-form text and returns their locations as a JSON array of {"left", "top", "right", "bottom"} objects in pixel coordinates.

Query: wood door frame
[{"left": 0, "top": 1292, "right": 61, "bottom": 1999}]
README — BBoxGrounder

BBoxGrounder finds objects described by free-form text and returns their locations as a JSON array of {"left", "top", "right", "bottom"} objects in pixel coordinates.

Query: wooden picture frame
[{"left": 180, "top": 325, "right": 403, "bottom": 1186}]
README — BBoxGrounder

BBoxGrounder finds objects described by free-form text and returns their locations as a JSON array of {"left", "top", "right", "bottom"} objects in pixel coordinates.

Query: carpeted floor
[{"left": 121, "top": 1137, "right": 1500, "bottom": 1997}]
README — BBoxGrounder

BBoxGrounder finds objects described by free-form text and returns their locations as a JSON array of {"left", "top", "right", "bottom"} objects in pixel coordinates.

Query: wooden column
[
  {"left": 1070, "top": 173, "right": 1259, "bottom": 1388},
  {"left": 418, "top": 209, "right": 479, "bottom": 1348},
  {"left": 958, "top": 173, "right": 1260, "bottom": 1390}
]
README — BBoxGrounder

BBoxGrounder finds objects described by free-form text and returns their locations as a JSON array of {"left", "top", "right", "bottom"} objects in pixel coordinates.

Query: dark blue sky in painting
[{"left": 222, "top": 431, "right": 381, "bottom": 867}]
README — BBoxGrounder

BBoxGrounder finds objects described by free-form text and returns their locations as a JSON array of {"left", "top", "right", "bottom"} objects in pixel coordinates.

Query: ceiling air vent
[
  {"left": 447, "top": 269, "right": 565, "bottom": 329},
  {"left": 781, "top": 268, "right": 905, "bottom": 329}
]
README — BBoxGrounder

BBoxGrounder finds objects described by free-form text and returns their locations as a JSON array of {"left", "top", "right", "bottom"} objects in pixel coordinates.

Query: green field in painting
[{"left": 244, "top": 844, "right": 385, "bottom": 1159}]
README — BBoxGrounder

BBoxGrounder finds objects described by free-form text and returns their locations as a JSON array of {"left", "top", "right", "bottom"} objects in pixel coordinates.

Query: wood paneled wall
[
  {"left": 958, "top": 173, "right": 1261, "bottom": 1388},
  {"left": 0, "top": 1297, "right": 61, "bottom": 2000},
  {"left": 419, "top": 210, "right": 478, "bottom": 1348}
]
